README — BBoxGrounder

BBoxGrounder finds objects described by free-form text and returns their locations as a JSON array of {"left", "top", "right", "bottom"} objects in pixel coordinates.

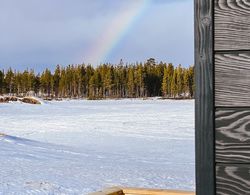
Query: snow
[{"left": 0, "top": 99, "right": 195, "bottom": 194}]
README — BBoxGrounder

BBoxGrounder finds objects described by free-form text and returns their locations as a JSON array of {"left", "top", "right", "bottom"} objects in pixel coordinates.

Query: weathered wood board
[
  {"left": 195, "top": 0, "right": 215, "bottom": 194},
  {"left": 122, "top": 187, "right": 195, "bottom": 195},
  {"left": 215, "top": 52, "right": 250, "bottom": 107},
  {"left": 88, "top": 187, "right": 195, "bottom": 195},
  {"left": 215, "top": 0, "right": 250, "bottom": 51},
  {"left": 216, "top": 108, "right": 250, "bottom": 163},
  {"left": 216, "top": 164, "right": 250, "bottom": 195}
]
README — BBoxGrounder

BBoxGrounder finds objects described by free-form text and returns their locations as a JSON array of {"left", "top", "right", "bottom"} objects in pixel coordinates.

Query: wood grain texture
[
  {"left": 195, "top": 0, "right": 215, "bottom": 194},
  {"left": 122, "top": 187, "right": 195, "bottom": 195},
  {"left": 216, "top": 108, "right": 250, "bottom": 163},
  {"left": 216, "top": 164, "right": 250, "bottom": 195},
  {"left": 215, "top": 52, "right": 250, "bottom": 107},
  {"left": 88, "top": 187, "right": 195, "bottom": 195},
  {"left": 215, "top": 0, "right": 250, "bottom": 50}
]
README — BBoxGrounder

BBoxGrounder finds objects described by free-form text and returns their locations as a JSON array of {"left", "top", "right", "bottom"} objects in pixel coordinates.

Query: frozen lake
[{"left": 0, "top": 99, "right": 195, "bottom": 194}]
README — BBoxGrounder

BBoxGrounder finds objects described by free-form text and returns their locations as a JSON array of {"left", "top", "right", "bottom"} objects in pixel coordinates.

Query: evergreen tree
[
  {"left": 5, "top": 68, "right": 14, "bottom": 94},
  {"left": 53, "top": 65, "right": 61, "bottom": 97},
  {"left": 128, "top": 67, "right": 135, "bottom": 97},
  {"left": 171, "top": 68, "right": 178, "bottom": 98},
  {"left": 188, "top": 66, "right": 194, "bottom": 98},
  {"left": 176, "top": 65, "right": 184, "bottom": 96},
  {"left": 59, "top": 68, "right": 66, "bottom": 97},
  {"left": 162, "top": 67, "right": 168, "bottom": 97},
  {"left": 166, "top": 63, "right": 174, "bottom": 97},
  {"left": 40, "top": 68, "right": 52, "bottom": 97},
  {"left": 0, "top": 70, "right": 4, "bottom": 94}
]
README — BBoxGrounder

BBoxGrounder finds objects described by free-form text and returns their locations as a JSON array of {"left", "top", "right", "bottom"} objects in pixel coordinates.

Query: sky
[{"left": 0, "top": 0, "right": 193, "bottom": 72}]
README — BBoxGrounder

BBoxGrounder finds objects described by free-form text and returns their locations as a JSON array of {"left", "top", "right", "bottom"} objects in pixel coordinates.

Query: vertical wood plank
[{"left": 195, "top": 0, "right": 215, "bottom": 194}]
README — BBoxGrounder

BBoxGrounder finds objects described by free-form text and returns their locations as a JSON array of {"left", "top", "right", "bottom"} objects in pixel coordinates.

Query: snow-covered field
[{"left": 0, "top": 99, "right": 195, "bottom": 195}]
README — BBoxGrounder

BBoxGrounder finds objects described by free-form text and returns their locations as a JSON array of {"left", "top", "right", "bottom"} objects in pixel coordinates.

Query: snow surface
[{"left": 0, "top": 99, "right": 195, "bottom": 194}]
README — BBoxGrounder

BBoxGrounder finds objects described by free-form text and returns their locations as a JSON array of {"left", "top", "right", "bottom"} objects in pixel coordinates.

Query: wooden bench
[{"left": 88, "top": 187, "right": 195, "bottom": 195}]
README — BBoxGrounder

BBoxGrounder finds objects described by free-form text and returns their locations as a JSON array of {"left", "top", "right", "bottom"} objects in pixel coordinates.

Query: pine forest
[{"left": 0, "top": 58, "right": 194, "bottom": 100}]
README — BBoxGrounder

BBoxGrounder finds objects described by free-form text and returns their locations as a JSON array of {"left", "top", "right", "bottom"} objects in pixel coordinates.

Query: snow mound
[{"left": 1, "top": 134, "right": 37, "bottom": 145}]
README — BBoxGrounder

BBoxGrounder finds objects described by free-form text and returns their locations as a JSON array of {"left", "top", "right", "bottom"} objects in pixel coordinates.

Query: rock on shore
[{"left": 0, "top": 96, "right": 41, "bottom": 104}]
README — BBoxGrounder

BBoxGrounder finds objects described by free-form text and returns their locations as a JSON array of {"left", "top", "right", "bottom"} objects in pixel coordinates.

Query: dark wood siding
[
  {"left": 216, "top": 164, "right": 250, "bottom": 195},
  {"left": 215, "top": 0, "right": 250, "bottom": 51},
  {"left": 197, "top": 0, "right": 250, "bottom": 194},
  {"left": 195, "top": 0, "right": 215, "bottom": 194},
  {"left": 215, "top": 52, "right": 250, "bottom": 107},
  {"left": 216, "top": 108, "right": 250, "bottom": 163},
  {"left": 213, "top": 0, "right": 250, "bottom": 194}
]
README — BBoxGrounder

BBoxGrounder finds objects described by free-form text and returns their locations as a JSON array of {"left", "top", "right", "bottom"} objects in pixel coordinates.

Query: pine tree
[
  {"left": 166, "top": 63, "right": 174, "bottom": 97},
  {"left": 162, "top": 67, "right": 168, "bottom": 97},
  {"left": 59, "top": 68, "right": 66, "bottom": 97},
  {"left": 171, "top": 68, "right": 178, "bottom": 98},
  {"left": 0, "top": 70, "right": 4, "bottom": 94},
  {"left": 40, "top": 69, "right": 52, "bottom": 97},
  {"left": 176, "top": 65, "right": 184, "bottom": 96},
  {"left": 188, "top": 66, "right": 194, "bottom": 98},
  {"left": 28, "top": 70, "right": 36, "bottom": 92},
  {"left": 15, "top": 72, "right": 22, "bottom": 95},
  {"left": 53, "top": 65, "right": 61, "bottom": 97},
  {"left": 128, "top": 67, "right": 135, "bottom": 97},
  {"left": 137, "top": 63, "right": 145, "bottom": 97},
  {"left": 103, "top": 66, "right": 113, "bottom": 97},
  {"left": 5, "top": 68, "right": 14, "bottom": 94}
]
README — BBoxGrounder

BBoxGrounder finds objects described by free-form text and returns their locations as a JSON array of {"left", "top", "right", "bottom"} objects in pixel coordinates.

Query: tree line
[{"left": 0, "top": 58, "right": 194, "bottom": 99}]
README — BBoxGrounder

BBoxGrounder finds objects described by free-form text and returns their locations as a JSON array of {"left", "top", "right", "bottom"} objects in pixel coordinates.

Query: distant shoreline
[{"left": 0, "top": 95, "right": 194, "bottom": 104}]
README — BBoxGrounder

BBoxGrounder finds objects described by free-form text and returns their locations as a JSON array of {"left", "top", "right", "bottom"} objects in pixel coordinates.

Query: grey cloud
[{"left": 0, "top": 0, "right": 193, "bottom": 71}]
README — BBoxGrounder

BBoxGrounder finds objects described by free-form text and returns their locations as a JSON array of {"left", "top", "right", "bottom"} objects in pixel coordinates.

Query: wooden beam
[
  {"left": 122, "top": 187, "right": 194, "bottom": 195},
  {"left": 88, "top": 187, "right": 124, "bottom": 195},
  {"left": 88, "top": 187, "right": 194, "bottom": 195},
  {"left": 195, "top": 0, "right": 215, "bottom": 194}
]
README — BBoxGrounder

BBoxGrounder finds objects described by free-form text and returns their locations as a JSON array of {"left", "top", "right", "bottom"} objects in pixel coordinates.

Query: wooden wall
[
  {"left": 215, "top": 0, "right": 250, "bottom": 194},
  {"left": 196, "top": 0, "right": 250, "bottom": 194}
]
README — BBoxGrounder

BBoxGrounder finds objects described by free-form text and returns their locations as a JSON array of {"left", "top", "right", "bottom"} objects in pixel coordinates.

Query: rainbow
[{"left": 85, "top": 0, "right": 152, "bottom": 65}]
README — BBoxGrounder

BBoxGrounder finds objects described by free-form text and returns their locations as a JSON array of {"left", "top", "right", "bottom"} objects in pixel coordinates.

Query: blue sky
[{"left": 0, "top": 0, "right": 193, "bottom": 72}]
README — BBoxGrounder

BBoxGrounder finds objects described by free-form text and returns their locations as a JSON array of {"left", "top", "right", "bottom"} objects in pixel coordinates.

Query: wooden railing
[{"left": 88, "top": 187, "right": 195, "bottom": 195}]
